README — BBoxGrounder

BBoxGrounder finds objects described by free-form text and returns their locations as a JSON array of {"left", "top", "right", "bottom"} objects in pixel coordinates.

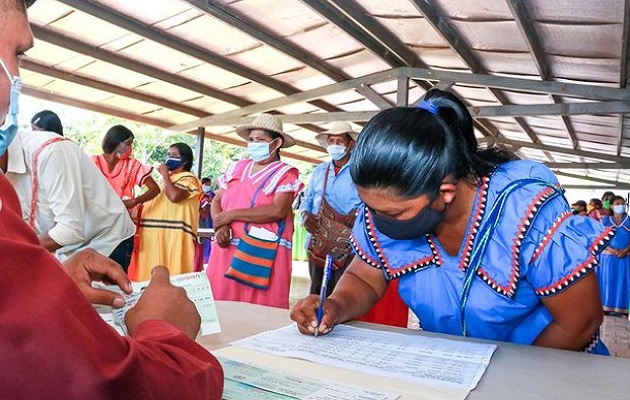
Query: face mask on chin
[
  {"left": 370, "top": 201, "right": 444, "bottom": 240},
  {"left": 116, "top": 144, "right": 132, "bottom": 160},
  {"left": 0, "top": 57, "right": 21, "bottom": 157}
]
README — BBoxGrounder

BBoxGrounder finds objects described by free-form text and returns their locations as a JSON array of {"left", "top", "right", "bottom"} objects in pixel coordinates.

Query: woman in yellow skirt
[{"left": 130, "top": 142, "right": 202, "bottom": 281}]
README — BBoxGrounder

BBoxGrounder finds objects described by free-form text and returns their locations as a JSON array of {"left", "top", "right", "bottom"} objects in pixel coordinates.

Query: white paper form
[
  {"left": 97, "top": 272, "right": 220, "bottom": 336},
  {"left": 220, "top": 357, "right": 399, "bottom": 400},
  {"left": 231, "top": 324, "right": 496, "bottom": 391}
]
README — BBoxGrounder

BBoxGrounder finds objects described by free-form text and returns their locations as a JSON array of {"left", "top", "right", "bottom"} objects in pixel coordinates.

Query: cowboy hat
[
  {"left": 235, "top": 113, "right": 296, "bottom": 148},
  {"left": 315, "top": 121, "right": 359, "bottom": 149}
]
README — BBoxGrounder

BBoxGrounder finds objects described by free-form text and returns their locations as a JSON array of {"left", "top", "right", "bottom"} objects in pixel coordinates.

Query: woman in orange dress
[{"left": 92, "top": 125, "right": 160, "bottom": 272}]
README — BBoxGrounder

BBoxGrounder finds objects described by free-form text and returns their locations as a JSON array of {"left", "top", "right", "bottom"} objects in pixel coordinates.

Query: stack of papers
[
  {"left": 231, "top": 324, "right": 496, "bottom": 391},
  {"left": 220, "top": 357, "right": 399, "bottom": 400}
]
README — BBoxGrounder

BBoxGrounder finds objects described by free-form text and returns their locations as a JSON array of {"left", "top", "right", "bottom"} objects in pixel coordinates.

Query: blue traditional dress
[
  {"left": 598, "top": 214, "right": 630, "bottom": 313},
  {"left": 351, "top": 160, "right": 614, "bottom": 354}
]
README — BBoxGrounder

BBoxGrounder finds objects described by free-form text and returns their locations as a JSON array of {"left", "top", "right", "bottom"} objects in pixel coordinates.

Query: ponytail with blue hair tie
[{"left": 418, "top": 99, "right": 439, "bottom": 115}]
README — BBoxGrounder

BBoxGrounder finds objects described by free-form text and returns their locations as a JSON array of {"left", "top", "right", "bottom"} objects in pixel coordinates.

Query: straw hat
[
  {"left": 235, "top": 113, "right": 296, "bottom": 148},
  {"left": 315, "top": 121, "right": 359, "bottom": 148}
]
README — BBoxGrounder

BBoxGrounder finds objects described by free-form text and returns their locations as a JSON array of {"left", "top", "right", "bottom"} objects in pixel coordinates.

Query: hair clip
[{"left": 418, "top": 100, "right": 438, "bottom": 115}]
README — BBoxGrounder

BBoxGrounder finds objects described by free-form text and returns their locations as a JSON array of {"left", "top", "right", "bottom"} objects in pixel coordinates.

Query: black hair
[
  {"left": 102, "top": 125, "right": 134, "bottom": 154},
  {"left": 171, "top": 142, "right": 194, "bottom": 172},
  {"left": 31, "top": 110, "right": 63, "bottom": 136},
  {"left": 201, "top": 177, "right": 211, "bottom": 184},
  {"left": 611, "top": 195, "right": 625, "bottom": 204},
  {"left": 350, "top": 89, "right": 516, "bottom": 199},
  {"left": 573, "top": 200, "right": 587, "bottom": 208},
  {"left": 590, "top": 198, "right": 603, "bottom": 208},
  {"left": 601, "top": 191, "right": 616, "bottom": 201}
]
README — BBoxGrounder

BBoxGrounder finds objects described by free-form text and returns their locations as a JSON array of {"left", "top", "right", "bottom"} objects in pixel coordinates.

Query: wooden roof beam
[
  {"left": 21, "top": 59, "right": 208, "bottom": 118},
  {"left": 505, "top": 0, "right": 579, "bottom": 150},
  {"left": 182, "top": 0, "right": 391, "bottom": 110}
]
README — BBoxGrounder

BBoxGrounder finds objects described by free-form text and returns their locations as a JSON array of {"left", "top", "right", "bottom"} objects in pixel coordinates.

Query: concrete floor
[
  {"left": 601, "top": 314, "right": 630, "bottom": 358},
  {"left": 289, "top": 261, "right": 630, "bottom": 358}
]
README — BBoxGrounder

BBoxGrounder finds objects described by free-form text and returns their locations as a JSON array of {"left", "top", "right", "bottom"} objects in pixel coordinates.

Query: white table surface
[{"left": 200, "top": 301, "right": 630, "bottom": 400}]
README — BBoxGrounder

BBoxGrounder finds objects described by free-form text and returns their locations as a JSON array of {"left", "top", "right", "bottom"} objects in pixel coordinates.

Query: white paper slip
[
  {"left": 220, "top": 357, "right": 399, "bottom": 400},
  {"left": 231, "top": 324, "right": 496, "bottom": 391},
  {"left": 96, "top": 272, "right": 220, "bottom": 336},
  {"left": 197, "top": 227, "right": 215, "bottom": 238},
  {"left": 248, "top": 226, "right": 279, "bottom": 241}
]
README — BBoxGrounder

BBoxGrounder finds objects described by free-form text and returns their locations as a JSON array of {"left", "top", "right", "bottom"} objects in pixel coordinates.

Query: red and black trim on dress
[
  {"left": 350, "top": 207, "right": 441, "bottom": 279},
  {"left": 529, "top": 211, "right": 573, "bottom": 264},
  {"left": 458, "top": 176, "right": 490, "bottom": 272},
  {"left": 350, "top": 232, "right": 381, "bottom": 269},
  {"left": 475, "top": 185, "right": 561, "bottom": 299},
  {"left": 534, "top": 226, "right": 615, "bottom": 297},
  {"left": 581, "top": 331, "right": 603, "bottom": 353}
]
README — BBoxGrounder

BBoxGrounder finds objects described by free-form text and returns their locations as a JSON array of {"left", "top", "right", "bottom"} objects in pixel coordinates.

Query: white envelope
[{"left": 248, "top": 226, "right": 279, "bottom": 241}]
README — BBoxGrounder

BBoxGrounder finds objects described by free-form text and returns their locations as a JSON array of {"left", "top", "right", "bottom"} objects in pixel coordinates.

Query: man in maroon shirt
[{"left": 0, "top": 1, "right": 223, "bottom": 398}]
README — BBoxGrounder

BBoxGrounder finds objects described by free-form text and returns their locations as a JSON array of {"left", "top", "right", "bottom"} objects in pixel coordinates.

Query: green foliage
[{"left": 197, "top": 139, "right": 244, "bottom": 186}]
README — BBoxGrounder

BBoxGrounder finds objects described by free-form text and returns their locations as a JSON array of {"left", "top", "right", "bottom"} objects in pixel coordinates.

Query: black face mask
[{"left": 370, "top": 203, "right": 444, "bottom": 240}]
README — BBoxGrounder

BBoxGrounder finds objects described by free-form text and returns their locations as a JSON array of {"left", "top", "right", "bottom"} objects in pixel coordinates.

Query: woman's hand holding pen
[{"left": 290, "top": 294, "right": 340, "bottom": 336}]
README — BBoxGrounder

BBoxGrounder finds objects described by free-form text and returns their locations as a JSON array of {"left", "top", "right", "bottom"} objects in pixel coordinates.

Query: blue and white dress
[
  {"left": 351, "top": 160, "right": 614, "bottom": 354},
  {"left": 598, "top": 215, "right": 630, "bottom": 313}
]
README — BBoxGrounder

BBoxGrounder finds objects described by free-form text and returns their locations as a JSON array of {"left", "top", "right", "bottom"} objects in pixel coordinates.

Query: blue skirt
[{"left": 597, "top": 254, "right": 630, "bottom": 313}]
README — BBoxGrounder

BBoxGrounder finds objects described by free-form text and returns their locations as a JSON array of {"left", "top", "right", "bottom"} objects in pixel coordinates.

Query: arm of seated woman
[{"left": 534, "top": 272, "right": 604, "bottom": 351}]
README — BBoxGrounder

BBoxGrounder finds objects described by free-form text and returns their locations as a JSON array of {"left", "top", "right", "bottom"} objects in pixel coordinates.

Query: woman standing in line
[
  {"left": 92, "top": 125, "right": 160, "bottom": 272},
  {"left": 207, "top": 114, "right": 302, "bottom": 309},
  {"left": 598, "top": 195, "right": 630, "bottom": 315},
  {"left": 132, "top": 143, "right": 201, "bottom": 281}
]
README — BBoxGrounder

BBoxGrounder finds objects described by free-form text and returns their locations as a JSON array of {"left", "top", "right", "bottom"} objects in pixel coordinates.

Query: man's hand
[
  {"left": 215, "top": 225, "right": 231, "bottom": 248},
  {"left": 63, "top": 248, "right": 131, "bottom": 308},
  {"left": 125, "top": 266, "right": 201, "bottom": 340},
  {"left": 302, "top": 212, "right": 319, "bottom": 234}
]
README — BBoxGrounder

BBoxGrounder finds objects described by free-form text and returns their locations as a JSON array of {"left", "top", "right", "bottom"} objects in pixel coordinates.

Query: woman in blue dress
[
  {"left": 291, "top": 89, "right": 613, "bottom": 354},
  {"left": 598, "top": 196, "right": 630, "bottom": 314}
]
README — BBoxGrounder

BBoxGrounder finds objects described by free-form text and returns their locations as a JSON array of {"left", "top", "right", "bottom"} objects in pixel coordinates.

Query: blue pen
[{"left": 314, "top": 254, "right": 334, "bottom": 337}]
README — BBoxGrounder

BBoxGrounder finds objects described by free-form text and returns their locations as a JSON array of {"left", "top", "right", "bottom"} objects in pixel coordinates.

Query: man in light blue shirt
[{"left": 300, "top": 122, "right": 362, "bottom": 296}]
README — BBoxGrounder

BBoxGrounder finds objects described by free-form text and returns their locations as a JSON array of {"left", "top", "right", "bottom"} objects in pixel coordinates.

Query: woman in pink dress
[
  {"left": 92, "top": 125, "right": 160, "bottom": 272},
  {"left": 207, "top": 114, "right": 302, "bottom": 309}
]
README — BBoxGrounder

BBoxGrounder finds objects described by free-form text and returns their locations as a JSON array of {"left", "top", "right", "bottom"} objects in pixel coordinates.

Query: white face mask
[
  {"left": 612, "top": 204, "right": 627, "bottom": 215},
  {"left": 247, "top": 142, "right": 271, "bottom": 162},
  {"left": 327, "top": 144, "right": 347, "bottom": 161},
  {"left": 0, "top": 57, "right": 21, "bottom": 156}
]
